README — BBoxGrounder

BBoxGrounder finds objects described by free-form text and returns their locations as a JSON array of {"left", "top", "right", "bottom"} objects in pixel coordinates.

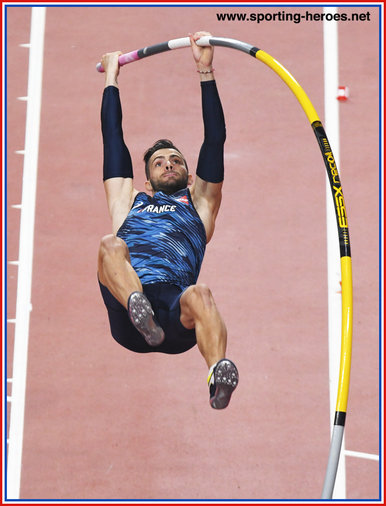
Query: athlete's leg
[
  {"left": 98, "top": 234, "right": 142, "bottom": 307},
  {"left": 180, "top": 284, "right": 238, "bottom": 409},
  {"left": 179, "top": 283, "right": 227, "bottom": 368},
  {"left": 98, "top": 234, "right": 164, "bottom": 346}
]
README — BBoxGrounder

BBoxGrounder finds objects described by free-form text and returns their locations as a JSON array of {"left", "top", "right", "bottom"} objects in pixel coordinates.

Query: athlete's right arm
[{"left": 100, "top": 52, "right": 137, "bottom": 234}]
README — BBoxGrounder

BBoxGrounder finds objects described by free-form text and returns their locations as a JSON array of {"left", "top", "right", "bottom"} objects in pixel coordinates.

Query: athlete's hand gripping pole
[{"left": 96, "top": 36, "right": 211, "bottom": 73}]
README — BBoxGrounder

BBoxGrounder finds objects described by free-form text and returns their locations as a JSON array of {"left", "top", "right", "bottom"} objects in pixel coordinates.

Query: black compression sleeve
[
  {"left": 196, "top": 80, "right": 226, "bottom": 183},
  {"left": 101, "top": 86, "right": 133, "bottom": 181}
]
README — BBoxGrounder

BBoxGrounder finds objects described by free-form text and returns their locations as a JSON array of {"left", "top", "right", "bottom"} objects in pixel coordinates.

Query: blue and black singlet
[
  {"left": 117, "top": 189, "right": 206, "bottom": 290},
  {"left": 101, "top": 80, "right": 225, "bottom": 291}
]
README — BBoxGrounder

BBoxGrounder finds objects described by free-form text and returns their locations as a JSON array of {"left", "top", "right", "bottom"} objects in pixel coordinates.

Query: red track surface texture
[{"left": 6, "top": 4, "right": 381, "bottom": 501}]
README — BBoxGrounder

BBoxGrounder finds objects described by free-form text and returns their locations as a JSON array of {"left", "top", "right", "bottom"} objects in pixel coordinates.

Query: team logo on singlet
[
  {"left": 132, "top": 201, "right": 177, "bottom": 214},
  {"left": 174, "top": 195, "right": 189, "bottom": 205},
  {"left": 142, "top": 204, "right": 177, "bottom": 214},
  {"left": 131, "top": 194, "right": 189, "bottom": 215},
  {"left": 132, "top": 201, "right": 143, "bottom": 211}
]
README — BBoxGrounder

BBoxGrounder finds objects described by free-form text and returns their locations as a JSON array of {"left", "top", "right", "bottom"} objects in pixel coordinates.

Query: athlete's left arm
[
  {"left": 191, "top": 79, "right": 226, "bottom": 243},
  {"left": 191, "top": 179, "right": 223, "bottom": 243}
]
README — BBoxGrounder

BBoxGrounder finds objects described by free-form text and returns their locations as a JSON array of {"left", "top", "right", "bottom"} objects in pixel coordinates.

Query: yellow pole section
[
  {"left": 256, "top": 47, "right": 353, "bottom": 417},
  {"left": 255, "top": 50, "right": 320, "bottom": 125},
  {"left": 335, "top": 256, "right": 353, "bottom": 413}
]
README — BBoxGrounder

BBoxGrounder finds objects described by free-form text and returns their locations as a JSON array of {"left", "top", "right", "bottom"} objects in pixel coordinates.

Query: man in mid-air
[{"left": 98, "top": 32, "right": 239, "bottom": 409}]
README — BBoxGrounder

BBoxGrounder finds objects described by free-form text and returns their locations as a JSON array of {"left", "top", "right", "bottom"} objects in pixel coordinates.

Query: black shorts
[{"left": 98, "top": 280, "right": 197, "bottom": 354}]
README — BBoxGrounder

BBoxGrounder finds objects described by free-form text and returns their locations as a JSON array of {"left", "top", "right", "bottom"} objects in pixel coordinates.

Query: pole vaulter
[{"left": 97, "top": 35, "right": 354, "bottom": 499}]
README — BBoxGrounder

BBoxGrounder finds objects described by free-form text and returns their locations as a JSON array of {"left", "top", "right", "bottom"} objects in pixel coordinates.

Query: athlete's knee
[
  {"left": 99, "top": 234, "right": 127, "bottom": 254},
  {"left": 99, "top": 234, "right": 128, "bottom": 259},
  {"left": 189, "top": 283, "right": 214, "bottom": 308},
  {"left": 180, "top": 284, "right": 214, "bottom": 328}
]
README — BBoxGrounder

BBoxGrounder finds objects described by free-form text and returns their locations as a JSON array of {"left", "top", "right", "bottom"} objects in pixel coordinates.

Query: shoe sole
[
  {"left": 128, "top": 292, "right": 165, "bottom": 347},
  {"left": 210, "top": 359, "right": 239, "bottom": 409}
]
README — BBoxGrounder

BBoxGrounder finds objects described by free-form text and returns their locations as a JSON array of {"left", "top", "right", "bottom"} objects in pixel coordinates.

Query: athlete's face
[{"left": 146, "top": 148, "right": 192, "bottom": 195}]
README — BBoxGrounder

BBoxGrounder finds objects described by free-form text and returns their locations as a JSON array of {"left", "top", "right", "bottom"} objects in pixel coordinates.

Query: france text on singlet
[{"left": 117, "top": 189, "right": 206, "bottom": 289}]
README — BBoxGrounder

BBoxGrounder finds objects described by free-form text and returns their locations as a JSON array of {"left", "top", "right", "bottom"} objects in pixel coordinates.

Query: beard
[{"left": 149, "top": 172, "right": 189, "bottom": 195}]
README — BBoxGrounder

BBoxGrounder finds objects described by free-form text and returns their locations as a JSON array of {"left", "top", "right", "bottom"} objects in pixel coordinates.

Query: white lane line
[
  {"left": 345, "top": 450, "right": 380, "bottom": 462},
  {"left": 6, "top": 6, "right": 46, "bottom": 500}
]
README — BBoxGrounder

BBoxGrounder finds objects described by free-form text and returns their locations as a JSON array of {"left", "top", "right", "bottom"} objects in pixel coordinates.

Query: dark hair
[{"left": 143, "top": 139, "right": 188, "bottom": 179}]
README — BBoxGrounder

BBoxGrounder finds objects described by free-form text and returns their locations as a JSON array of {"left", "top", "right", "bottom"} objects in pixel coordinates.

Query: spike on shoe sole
[
  {"left": 128, "top": 292, "right": 165, "bottom": 346},
  {"left": 209, "top": 359, "right": 239, "bottom": 409}
]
